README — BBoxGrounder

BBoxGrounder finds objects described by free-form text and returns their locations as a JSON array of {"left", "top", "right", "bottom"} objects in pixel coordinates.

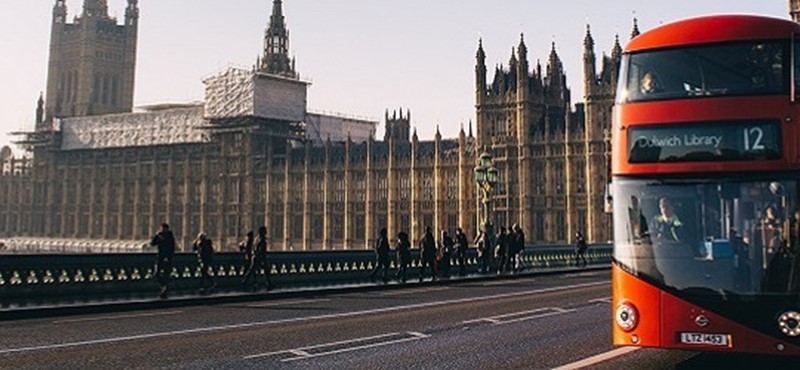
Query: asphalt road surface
[{"left": 1, "top": 270, "right": 798, "bottom": 369}]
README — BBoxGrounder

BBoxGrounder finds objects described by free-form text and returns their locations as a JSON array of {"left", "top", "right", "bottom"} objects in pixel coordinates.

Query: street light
[{"left": 474, "top": 149, "right": 498, "bottom": 232}]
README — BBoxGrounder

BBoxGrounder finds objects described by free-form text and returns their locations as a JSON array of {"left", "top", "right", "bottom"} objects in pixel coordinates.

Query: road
[{"left": 1, "top": 270, "right": 797, "bottom": 369}]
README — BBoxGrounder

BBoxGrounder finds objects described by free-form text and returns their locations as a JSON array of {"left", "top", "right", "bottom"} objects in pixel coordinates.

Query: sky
[{"left": 0, "top": 1, "right": 790, "bottom": 151}]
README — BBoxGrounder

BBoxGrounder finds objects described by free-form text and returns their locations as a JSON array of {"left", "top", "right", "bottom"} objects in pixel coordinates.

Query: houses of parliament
[{"left": 6, "top": 1, "right": 792, "bottom": 251}]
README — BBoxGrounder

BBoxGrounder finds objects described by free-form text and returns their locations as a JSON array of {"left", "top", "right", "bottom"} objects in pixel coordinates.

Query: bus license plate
[{"left": 679, "top": 332, "right": 729, "bottom": 346}]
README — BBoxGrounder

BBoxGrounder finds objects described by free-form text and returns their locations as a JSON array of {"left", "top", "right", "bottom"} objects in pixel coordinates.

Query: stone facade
[
  {"left": 43, "top": 0, "right": 138, "bottom": 128},
  {"left": 0, "top": 0, "right": 691, "bottom": 250}
]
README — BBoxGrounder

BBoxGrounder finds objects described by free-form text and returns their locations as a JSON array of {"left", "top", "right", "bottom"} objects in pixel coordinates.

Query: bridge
[
  {"left": 2, "top": 244, "right": 795, "bottom": 368},
  {"left": 1, "top": 244, "right": 610, "bottom": 313}
]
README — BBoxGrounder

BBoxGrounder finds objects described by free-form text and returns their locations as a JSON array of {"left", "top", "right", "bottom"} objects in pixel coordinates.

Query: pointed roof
[
  {"left": 631, "top": 17, "right": 641, "bottom": 39},
  {"left": 584, "top": 24, "right": 595, "bottom": 49}
]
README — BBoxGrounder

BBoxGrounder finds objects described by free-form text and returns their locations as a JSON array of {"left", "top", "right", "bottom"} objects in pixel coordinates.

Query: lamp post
[{"left": 474, "top": 149, "right": 498, "bottom": 232}]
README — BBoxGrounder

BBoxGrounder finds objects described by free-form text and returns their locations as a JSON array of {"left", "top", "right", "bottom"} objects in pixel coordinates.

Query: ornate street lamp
[{"left": 474, "top": 149, "right": 498, "bottom": 231}]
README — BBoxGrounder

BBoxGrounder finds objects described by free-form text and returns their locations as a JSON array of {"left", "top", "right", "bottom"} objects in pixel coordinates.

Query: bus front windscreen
[
  {"left": 613, "top": 177, "right": 800, "bottom": 296},
  {"left": 617, "top": 41, "right": 789, "bottom": 103}
]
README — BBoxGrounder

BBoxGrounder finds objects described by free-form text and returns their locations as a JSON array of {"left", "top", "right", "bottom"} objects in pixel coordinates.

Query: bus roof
[{"left": 626, "top": 15, "right": 800, "bottom": 53}]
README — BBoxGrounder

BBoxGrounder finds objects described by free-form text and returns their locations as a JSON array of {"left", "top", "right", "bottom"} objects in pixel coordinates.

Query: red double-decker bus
[{"left": 611, "top": 15, "right": 800, "bottom": 355}]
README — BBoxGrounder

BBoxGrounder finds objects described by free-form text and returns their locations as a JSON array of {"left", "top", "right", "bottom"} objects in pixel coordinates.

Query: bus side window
[{"left": 794, "top": 37, "right": 800, "bottom": 102}]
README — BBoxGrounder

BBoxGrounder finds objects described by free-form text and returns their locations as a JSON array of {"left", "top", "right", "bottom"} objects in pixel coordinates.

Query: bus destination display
[{"left": 628, "top": 120, "right": 781, "bottom": 163}]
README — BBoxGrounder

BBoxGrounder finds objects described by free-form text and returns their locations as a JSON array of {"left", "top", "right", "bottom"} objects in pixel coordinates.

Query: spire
[
  {"left": 126, "top": 0, "right": 139, "bottom": 27},
  {"left": 612, "top": 34, "right": 622, "bottom": 60},
  {"left": 53, "top": 0, "right": 67, "bottom": 23},
  {"left": 36, "top": 92, "right": 44, "bottom": 125},
  {"left": 468, "top": 120, "right": 474, "bottom": 138},
  {"left": 630, "top": 17, "right": 641, "bottom": 39},
  {"left": 476, "top": 38, "right": 486, "bottom": 64},
  {"left": 82, "top": 0, "right": 108, "bottom": 18},
  {"left": 517, "top": 33, "right": 528, "bottom": 66},
  {"left": 584, "top": 24, "right": 595, "bottom": 50},
  {"left": 260, "top": 0, "right": 297, "bottom": 78}
]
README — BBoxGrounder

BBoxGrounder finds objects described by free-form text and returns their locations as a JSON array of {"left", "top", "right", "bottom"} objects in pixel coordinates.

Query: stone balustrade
[{"left": 0, "top": 244, "right": 612, "bottom": 306}]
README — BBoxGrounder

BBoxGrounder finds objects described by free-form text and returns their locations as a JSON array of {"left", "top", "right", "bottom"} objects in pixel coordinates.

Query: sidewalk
[{"left": 0, "top": 264, "right": 609, "bottom": 321}]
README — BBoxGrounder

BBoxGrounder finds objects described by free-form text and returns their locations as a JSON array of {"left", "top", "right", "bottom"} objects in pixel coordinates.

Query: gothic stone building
[{"left": 0, "top": 0, "right": 639, "bottom": 250}]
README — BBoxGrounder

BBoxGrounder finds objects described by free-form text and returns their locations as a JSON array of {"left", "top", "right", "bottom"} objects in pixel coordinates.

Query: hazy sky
[{"left": 0, "top": 1, "right": 789, "bottom": 150}]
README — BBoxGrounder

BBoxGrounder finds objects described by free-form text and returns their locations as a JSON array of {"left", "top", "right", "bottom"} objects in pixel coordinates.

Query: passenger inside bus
[{"left": 639, "top": 71, "right": 664, "bottom": 95}]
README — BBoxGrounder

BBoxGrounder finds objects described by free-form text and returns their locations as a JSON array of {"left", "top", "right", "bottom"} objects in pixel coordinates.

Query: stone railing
[{"left": 0, "top": 244, "right": 612, "bottom": 306}]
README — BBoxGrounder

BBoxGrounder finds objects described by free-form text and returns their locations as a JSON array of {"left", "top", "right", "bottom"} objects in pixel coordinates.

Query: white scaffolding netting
[{"left": 60, "top": 106, "right": 209, "bottom": 150}]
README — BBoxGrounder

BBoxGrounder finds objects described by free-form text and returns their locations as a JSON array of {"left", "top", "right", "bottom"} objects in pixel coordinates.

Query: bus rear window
[{"left": 617, "top": 41, "right": 789, "bottom": 103}]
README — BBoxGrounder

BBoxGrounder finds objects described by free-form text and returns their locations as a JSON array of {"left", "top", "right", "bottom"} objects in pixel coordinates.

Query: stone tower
[
  {"left": 259, "top": 0, "right": 297, "bottom": 78},
  {"left": 791, "top": 0, "right": 800, "bottom": 22},
  {"left": 475, "top": 35, "right": 571, "bottom": 240},
  {"left": 582, "top": 21, "right": 637, "bottom": 243},
  {"left": 384, "top": 109, "right": 410, "bottom": 142},
  {"left": 43, "top": 0, "right": 138, "bottom": 129}
]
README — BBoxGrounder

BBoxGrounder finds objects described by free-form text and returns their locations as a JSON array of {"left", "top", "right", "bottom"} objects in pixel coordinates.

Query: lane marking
[
  {"left": 276, "top": 332, "right": 430, "bottom": 362},
  {"left": 245, "top": 332, "right": 401, "bottom": 359},
  {"left": 482, "top": 279, "right": 529, "bottom": 287},
  {"left": 380, "top": 287, "right": 450, "bottom": 296},
  {"left": 52, "top": 310, "right": 184, "bottom": 324},
  {"left": 589, "top": 297, "right": 612, "bottom": 304},
  {"left": 283, "top": 333, "right": 430, "bottom": 363},
  {"left": 247, "top": 298, "right": 331, "bottom": 308},
  {"left": 552, "top": 347, "right": 640, "bottom": 370},
  {"left": 0, "top": 280, "right": 607, "bottom": 356},
  {"left": 462, "top": 307, "right": 574, "bottom": 325}
]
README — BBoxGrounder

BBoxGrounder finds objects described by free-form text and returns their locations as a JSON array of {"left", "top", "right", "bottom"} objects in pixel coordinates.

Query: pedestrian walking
[
  {"left": 370, "top": 227, "right": 391, "bottom": 282},
  {"left": 476, "top": 222, "right": 495, "bottom": 274},
  {"left": 192, "top": 232, "right": 216, "bottom": 292},
  {"left": 150, "top": 223, "right": 176, "bottom": 299},
  {"left": 239, "top": 231, "right": 254, "bottom": 273},
  {"left": 438, "top": 230, "right": 454, "bottom": 278},
  {"left": 575, "top": 231, "right": 588, "bottom": 268},
  {"left": 242, "top": 225, "right": 271, "bottom": 291},
  {"left": 455, "top": 228, "right": 469, "bottom": 276},
  {"left": 511, "top": 223, "right": 526, "bottom": 272},
  {"left": 495, "top": 226, "right": 508, "bottom": 274},
  {"left": 419, "top": 226, "right": 437, "bottom": 281},
  {"left": 395, "top": 231, "right": 411, "bottom": 283}
]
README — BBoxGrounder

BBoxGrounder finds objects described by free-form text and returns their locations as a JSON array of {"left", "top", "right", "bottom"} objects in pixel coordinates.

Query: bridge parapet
[{"left": 0, "top": 244, "right": 612, "bottom": 305}]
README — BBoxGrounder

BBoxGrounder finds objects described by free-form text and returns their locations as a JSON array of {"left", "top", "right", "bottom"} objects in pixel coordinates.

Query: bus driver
[{"left": 652, "top": 197, "right": 683, "bottom": 242}]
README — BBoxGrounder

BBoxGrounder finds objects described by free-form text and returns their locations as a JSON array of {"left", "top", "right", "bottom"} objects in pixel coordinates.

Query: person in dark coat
[
  {"left": 150, "top": 223, "right": 176, "bottom": 299},
  {"left": 419, "top": 226, "right": 437, "bottom": 281},
  {"left": 574, "top": 231, "right": 588, "bottom": 268},
  {"left": 370, "top": 227, "right": 391, "bottom": 282},
  {"left": 239, "top": 231, "right": 254, "bottom": 274},
  {"left": 192, "top": 232, "right": 216, "bottom": 292},
  {"left": 242, "top": 226, "right": 271, "bottom": 291},
  {"left": 438, "top": 230, "right": 454, "bottom": 278},
  {"left": 511, "top": 223, "right": 526, "bottom": 272},
  {"left": 455, "top": 228, "right": 469, "bottom": 276},
  {"left": 395, "top": 231, "right": 412, "bottom": 283},
  {"left": 495, "top": 227, "right": 508, "bottom": 273}
]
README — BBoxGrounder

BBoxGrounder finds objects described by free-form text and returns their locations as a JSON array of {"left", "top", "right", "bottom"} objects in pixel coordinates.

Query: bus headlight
[
  {"left": 778, "top": 311, "right": 800, "bottom": 337},
  {"left": 616, "top": 301, "right": 638, "bottom": 332}
]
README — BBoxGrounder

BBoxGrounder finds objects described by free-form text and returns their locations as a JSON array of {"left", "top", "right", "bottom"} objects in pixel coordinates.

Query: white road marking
[
  {"left": 552, "top": 346, "right": 640, "bottom": 370},
  {"left": 247, "top": 298, "right": 331, "bottom": 308},
  {"left": 589, "top": 297, "right": 612, "bottom": 304},
  {"left": 380, "top": 287, "right": 450, "bottom": 296},
  {"left": 244, "top": 332, "right": 430, "bottom": 362},
  {"left": 52, "top": 310, "right": 184, "bottom": 324},
  {"left": 0, "top": 280, "right": 607, "bottom": 356},
  {"left": 462, "top": 307, "right": 574, "bottom": 325},
  {"left": 481, "top": 279, "right": 529, "bottom": 287},
  {"left": 279, "top": 332, "right": 430, "bottom": 362}
]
